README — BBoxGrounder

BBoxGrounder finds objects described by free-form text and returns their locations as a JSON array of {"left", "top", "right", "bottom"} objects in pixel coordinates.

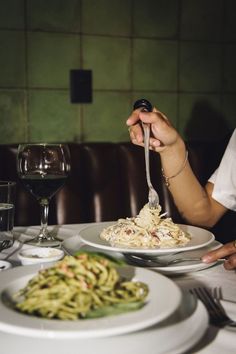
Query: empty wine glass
[{"left": 17, "top": 143, "right": 71, "bottom": 247}]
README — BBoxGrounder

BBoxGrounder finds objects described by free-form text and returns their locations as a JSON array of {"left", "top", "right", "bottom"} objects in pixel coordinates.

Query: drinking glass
[
  {"left": 17, "top": 143, "right": 70, "bottom": 247},
  {"left": 0, "top": 181, "right": 16, "bottom": 250}
]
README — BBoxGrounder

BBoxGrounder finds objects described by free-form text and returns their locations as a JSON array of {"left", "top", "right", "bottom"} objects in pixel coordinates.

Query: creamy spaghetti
[
  {"left": 14, "top": 253, "right": 148, "bottom": 320},
  {"left": 100, "top": 204, "right": 190, "bottom": 249}
]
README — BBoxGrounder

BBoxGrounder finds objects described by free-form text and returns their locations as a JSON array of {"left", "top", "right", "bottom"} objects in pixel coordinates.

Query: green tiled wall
[
  {"left": 83, "top": 36, "right": 131, "bottom": 90},
  {"left": 0, "top": 0, "right": 235, "bottom": 144},
  {"left": 133, "top": 39, "right": 178, "bottom": 90},
  {"left": 28, "top": 32, "right": 80, "bottom": 88},
  {"left": 179, "top": 42, "right": 221, "bottom": 92}
]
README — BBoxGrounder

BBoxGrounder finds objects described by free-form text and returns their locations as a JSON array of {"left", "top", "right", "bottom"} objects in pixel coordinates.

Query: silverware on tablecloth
[
  {"left": 0, "top": 239, "right": 13, "bottom": 252},
  {"left": 211, "top": 286, "right": 223, "bottom": 300},
  {"left": 210, "top": 286, "right": 236, "bottom": 305},
  {"left": 190, "top": 287, "right": 236, "bottom": 328},
  {"left": 2, "top": 232, "right": 37, "bottom": 261}
]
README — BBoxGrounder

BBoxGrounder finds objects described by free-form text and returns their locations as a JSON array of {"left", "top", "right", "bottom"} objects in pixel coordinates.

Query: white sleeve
[{"left": 208, "top": 129, "right": 236, "bottom": 211}]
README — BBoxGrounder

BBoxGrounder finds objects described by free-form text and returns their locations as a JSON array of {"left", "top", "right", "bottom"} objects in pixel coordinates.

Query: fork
[
  {"left": 123, "top": 253, "right": 209, "bottom": 267},
  {"left": 142, "top": 122, "right": 160, "bottom": 208},
  {"left": 2, "top": 232, "right": 36, "bottom": 261},
  {"left": 133, "top": 99, "right": 160, "bottom": 209},
  {"left": 211, "top": 287, "right": 223, "bottom": 301},
  {"left": 211, "top": 286, "right": 236, "bottom": 305},
  {"left": 0, "top": 239, "right": 13, "bottom": 252},
  {"left": 190, "top": 287, "right": 236, "bottom": 328}
]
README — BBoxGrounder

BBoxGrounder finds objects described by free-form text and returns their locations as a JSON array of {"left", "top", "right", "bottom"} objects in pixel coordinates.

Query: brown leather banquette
[{"left": 0, "top": 138, "right": 235, "bottom": 244}]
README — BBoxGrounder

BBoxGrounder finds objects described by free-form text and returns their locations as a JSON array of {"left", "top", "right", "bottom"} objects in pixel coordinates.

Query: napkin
[{"left": 0, "top": 229, "right": 39, "bottom": 263}]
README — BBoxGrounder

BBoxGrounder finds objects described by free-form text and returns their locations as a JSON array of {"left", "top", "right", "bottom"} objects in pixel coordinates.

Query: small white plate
[
  {"left": 79, "top": 222, "right": 215, "bottom": 256},
  {"left": 18, "top": 247, "right": 64, "bottom": 265},
  {"left": 0, "top": 264, "right": 182, "bottom": 338},
  {"left": 0, "top": 260, "right": 12, "bottom": 271}
]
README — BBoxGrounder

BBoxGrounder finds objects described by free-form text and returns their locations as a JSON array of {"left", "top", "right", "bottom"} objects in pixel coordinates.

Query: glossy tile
[
  {"left": 223, "top": 44, "right": 236, "bottom": 92},
  {"left": 180, "top": 42, "right": 221, "bottom": 92},
  {"left": 83, "top": 91, "right": 131, "bottom": 142},
  {"left": 83, "top": 36, "right": 131, "bottom": 90},
  {"left": 224, "top": 0, "right": 236, "bottom": 41},
  {"left": 0, "top": 0, "right": 25, "bottom": 29},
  {"left": 222, "top": 94, "right": 236, "bottom": 129},
  {"left": 133, "top": 0, "right": 178, "bottom": 38},
  {"left": 0, "top": 0, "right": 234, "bottom": 145},
  {"left": 181, "top": 0, "right": 222, "bottom": 40},
  {"left": 27, "top": 0, "right": 81, "bottom": 32},
  {"left": 178, "top": 94, "right": 226, "bottom": 142},
  {"left": 82, "top": 0, "right": 131, "bottom": 36},
  {"left": 28, "top": 90, "right": 80, "bottom": 142},
  {"left": 133, "top": 39, "right": 178, "bottom": 90},
  {"left": 0, "top": 90, "right": 26, "bottom": 143},
  {"left": 28, "top": 32, "right": 80, "bottom": 88},
  {"left": 0, "top": 31, "right": 26, "bottom": 87}
]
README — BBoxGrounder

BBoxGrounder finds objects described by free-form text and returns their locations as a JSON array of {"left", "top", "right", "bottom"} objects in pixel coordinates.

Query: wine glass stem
[{"left": 39, "top": 199, "right": 49, "bottom": 239}]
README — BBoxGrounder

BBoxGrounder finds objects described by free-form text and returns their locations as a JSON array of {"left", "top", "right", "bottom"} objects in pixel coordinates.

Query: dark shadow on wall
[
  {"left": 184, "top": 100, "right": 232, "bottom": 142},
  {"left": 184, "top": 100, "right": 236, "bottom": 244}
]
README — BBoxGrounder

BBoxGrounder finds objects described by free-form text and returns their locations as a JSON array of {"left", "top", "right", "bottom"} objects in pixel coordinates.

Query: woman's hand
[
  {"left": 202, "top": 241, "right": 236, "bottom": 270},
  {"left": 126, "top": 107, "right": 181, "bottom": 153}
]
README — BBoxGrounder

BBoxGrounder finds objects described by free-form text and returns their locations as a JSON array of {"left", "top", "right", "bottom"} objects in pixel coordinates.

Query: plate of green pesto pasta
[{"left": 0, "top": 252, "right": 182, "bottom": 338}]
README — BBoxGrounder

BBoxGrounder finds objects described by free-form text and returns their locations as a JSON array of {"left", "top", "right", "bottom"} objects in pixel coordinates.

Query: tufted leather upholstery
[{"left": 0, "top": 138, "right": 235, "bottom": 244}]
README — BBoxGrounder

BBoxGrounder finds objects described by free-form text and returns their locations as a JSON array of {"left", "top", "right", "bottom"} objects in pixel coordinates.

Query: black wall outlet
[{"left": 70, "top": 69, "right": 92, "bottom": 103}]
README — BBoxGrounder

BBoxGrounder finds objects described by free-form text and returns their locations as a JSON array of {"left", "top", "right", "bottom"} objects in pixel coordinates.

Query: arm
[
  {"left": 127, "top": 107, "right": 236, "bottom": 270},
  {"left": 126, "top": 107, "right": 228, "bottom": 227}
]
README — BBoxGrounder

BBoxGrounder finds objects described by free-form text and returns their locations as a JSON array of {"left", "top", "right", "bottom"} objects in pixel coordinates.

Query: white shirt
[{"left": 208, "top": 129, "right": 236, "bottom": 211}]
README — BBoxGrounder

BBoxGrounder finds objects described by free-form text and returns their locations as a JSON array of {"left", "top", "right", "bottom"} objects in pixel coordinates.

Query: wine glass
[{"left": 17, "top": 143, "right": 71, "bottom": 247}]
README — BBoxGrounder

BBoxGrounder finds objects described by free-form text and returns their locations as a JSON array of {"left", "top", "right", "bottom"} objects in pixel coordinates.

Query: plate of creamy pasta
[
  {"left": 79, "top": 204, "right": 215, "bottom": 256},
  {"left": 0, "top": 253, "right": 182, "bottom": 338}
]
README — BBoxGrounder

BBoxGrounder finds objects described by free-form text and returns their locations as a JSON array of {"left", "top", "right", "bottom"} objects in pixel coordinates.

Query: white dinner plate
[
  {"left": 79, "top": 222, "right": 215, "bottom": 256},
  {"left": 0, "top": 263, "right": 182, "bottom": 338},
  {"left": 62, "top": 237, "right": 222, "bottom": 275},
  {"left": 0, "top": 292, "right": 209, "bottom": 354}
]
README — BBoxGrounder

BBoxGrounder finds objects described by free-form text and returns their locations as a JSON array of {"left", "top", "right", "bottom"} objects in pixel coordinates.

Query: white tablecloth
[{"left": 0, "top": 223, "right": 235, "bottom": 354}]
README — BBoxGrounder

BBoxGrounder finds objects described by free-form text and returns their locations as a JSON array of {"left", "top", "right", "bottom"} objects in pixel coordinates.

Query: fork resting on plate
[
  {"left": 190, "top": 287, "right": 236, "bottom": 328},
  {"left": 124, "top": 254, "right": 203, "bottom": 267}
]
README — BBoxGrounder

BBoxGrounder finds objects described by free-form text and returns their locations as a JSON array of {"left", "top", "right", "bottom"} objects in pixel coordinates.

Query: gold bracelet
[{"left": 161, "top": 150, "right": 189, "bottom": 187}]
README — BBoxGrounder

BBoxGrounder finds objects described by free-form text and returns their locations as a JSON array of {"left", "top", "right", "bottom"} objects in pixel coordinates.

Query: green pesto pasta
[{"left": 14, "top": 253, "right": 149, "bottom": 320}]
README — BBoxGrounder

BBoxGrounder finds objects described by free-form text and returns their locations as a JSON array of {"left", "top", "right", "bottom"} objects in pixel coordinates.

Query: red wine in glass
[
  {"left": 17, "top": 144, "right": 70, "bottom": 247},
  {"left": 20, "top": 175, "right": 67, "bottom": 201}
]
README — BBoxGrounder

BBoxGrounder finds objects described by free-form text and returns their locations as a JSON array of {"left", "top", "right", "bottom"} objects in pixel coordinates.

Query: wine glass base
[{"left": 26, "top": 237, "right": 61, "bottom": 248}]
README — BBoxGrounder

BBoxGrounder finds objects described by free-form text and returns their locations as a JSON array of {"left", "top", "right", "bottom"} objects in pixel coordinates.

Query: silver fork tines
[
  {"left": 190, "top": 287, "right": 236, "bottom": 328},
  {"left": 0, "top": 239, "right": 13, "bottom": 252},
  {"left": 142, "top": 123, "right": 159, "bottom": 208},
  {"left": 212, "top": 287, "right": 223, "bottom": 300}
]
